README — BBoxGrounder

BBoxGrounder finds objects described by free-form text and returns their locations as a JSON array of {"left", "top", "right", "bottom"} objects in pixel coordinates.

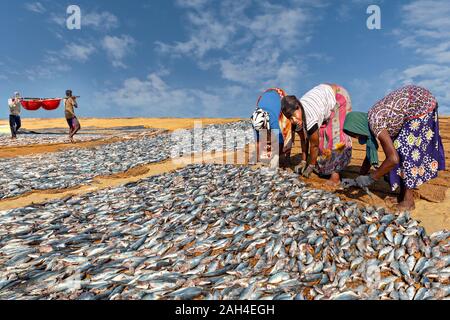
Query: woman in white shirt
[{"left": 281, "top": 84, "right": 353, "bottom": 186}]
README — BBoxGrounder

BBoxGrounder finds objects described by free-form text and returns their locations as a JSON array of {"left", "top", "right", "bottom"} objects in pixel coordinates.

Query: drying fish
[
  {"left": 0, "top": 164, "right": 448, "bottom": 300},
  {"left": 0, "top": 122, "right": 254, "bottom": 199}
]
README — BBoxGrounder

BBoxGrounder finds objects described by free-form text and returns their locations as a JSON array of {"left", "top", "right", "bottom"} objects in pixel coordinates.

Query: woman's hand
[
  {"left": 355, "top": 175, "right": 375, "bottom": 188},
  {"left": 294, "top": 160, "right": 307, "bottom": 174},
  {"left": 302, "top": 164, "right": 316, "bottom": 178},
  {"left": 371, "top": 129, "right": 400, "bottom": 181}
]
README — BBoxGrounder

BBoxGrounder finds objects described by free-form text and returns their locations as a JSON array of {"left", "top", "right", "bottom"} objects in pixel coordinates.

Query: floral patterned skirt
[
  {"left": 317, "top": 85, "right": 353, "bottom": 175},
  {"left": 389, "top": 109, "right": 445, "bottom": 191}
]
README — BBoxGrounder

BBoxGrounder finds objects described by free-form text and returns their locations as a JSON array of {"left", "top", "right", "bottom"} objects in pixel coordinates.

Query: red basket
[
  {"left": 21, "top": 100, "right": 42, "bottom": 111},
  {"left": 42, "top": 99, "right": 61, "bottom": 110}
]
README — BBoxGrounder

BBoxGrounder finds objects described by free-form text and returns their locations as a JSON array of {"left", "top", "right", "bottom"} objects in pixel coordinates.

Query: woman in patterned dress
[
  {"left": 343, "top": 85, "right": 445, "bottom": 211},
  {"left": 281, "top": 83, "right": 353, "bottom": 186}
]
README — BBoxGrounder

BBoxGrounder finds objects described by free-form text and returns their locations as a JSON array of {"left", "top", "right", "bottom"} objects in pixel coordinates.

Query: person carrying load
[
  {"left": 8, "top": 92, "right": 22, "bottom": 139},
  {"left": 64, "top": 89, "right": 81, "bottom": 143}
]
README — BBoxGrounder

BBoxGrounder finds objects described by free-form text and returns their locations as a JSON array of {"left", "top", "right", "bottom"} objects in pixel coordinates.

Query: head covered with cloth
[{"left": 343, "top": 111, "right": 379, "bottom": 166}]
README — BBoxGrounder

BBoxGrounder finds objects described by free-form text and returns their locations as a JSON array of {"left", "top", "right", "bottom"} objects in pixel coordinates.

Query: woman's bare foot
[
  {"left": 325, "top": 172, "right": 341, "bottom": 187},
  {"left": 325, "top": 180, "right": 340, "bottom": 187},
  {"left": 384, "top": 196, "right": 399, "bottom": 208},
  {"left": 396, "top": 200, "right": 415, "bottom": 212},
  {"left": 396, "top": 188, "right": 415, "bottom": 212}
]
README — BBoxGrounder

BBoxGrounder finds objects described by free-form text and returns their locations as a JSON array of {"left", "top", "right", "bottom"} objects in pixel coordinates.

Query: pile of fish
[
  {"left": 0, "top": 134, "right": 170, "bottom": 199},
  {"left": 0, "top": 134, "right": 106, "bottom": 147},
  {"left": 0, "top": 122, "right": 254, "bottom": 199},
  {"left": 0, "top": 127, "right": 163, "bottom": 147},
  {"left": 0, "top": 164, "right": 448, "bottom": 300}
]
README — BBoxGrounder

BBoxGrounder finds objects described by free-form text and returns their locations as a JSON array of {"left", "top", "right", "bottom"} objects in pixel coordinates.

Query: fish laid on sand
[
  {"left": 0, "top": 127, "right": 165, "bottom": 148},
  {"left": 0, "top": 134, "right": 107, "bottom": 147},
  {"left": 0, "top": 122, "right": 254, "bottom": 199},
  {"left": 0, "top": 164, "right": 448, "bottom": 300}
]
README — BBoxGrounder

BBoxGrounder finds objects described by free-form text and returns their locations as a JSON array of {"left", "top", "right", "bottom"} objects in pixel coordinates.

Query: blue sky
[{"left": 1, "top": 0, "right": 450, "bottom": 119}]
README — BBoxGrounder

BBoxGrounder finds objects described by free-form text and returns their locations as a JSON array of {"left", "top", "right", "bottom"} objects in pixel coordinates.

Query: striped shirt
[{"left": 300, "top": 84, "right": 336, "bottom": 131}]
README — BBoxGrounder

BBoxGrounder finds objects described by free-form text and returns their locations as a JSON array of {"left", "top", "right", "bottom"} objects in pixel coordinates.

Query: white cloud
[
  {"left": 155, "top": 10, "right": 236, "bottom": 58},
  {"left": 336, "top": 4, "right": 351, "bottom": 21},
  {"left": 248, "top": 6, "right": 311, "bottom": 49},
  {"left": 25, "top": 63, "right": 71, "bottom": 81},
  {"left": 0, "top": 55, "right": 71, "bottom": 83},
  {"left": 158, "top": 1, "right": 312, "bottom": 57},
  {"left": 349, "top": 75, "right": 393, "bottom": 112},
  {"left": 156, "top": 0, "right": 322, "bottom": 98},
  {"left": 101, "top": 35, "right": 136, "bottom": 68},
  {"left": 24, "top": 2, "right": 46, "bottom": 14},
  {"left": 396, "top": 64, "right": 450, "bottom": 113},
  {"left": 83, "top": 12, "right": 119, "bottom": 30},
  {"left": 145, "top": 1, "right": 328, "bottom": 117},
  {"left": 49, "top": 13, "right": 65, "bottom": 26},
  {"left": 31, "top": 42, "right": 96, "bottom": 79},
  {"left": 62, "top": 43, "right": 96, "bottom": 62},
  {"left": 393, "top": 0, "right": 450, "bottom": 113},
  {"left": 219, "top": 51, "right": 306, "bottom": 93},
  {"left": 20, "top": 42, "right": 95, "bottom": 81},
  {"left": 217, "top": 3, "right": 312, "bottom": 91},
  {"left": 402, "top": 0, "right": 450, "bottom": 32},
  {"left": 101, "top": 72, "right": 225, "bottom": 117},
  {"left": 290, "top": 0, "right": 330, "bottom": 8},
  {"left": 175, "top": 0, "right": 208, "bottom": 8}
]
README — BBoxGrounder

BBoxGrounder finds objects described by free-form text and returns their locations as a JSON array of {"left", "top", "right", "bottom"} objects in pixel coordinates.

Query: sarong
[
  {"left": 389, "top": 108, "right": 445, "bottom": 191},
  {"left": 316, "top": 85, "right": 353, "bottom": 175},
  {"left": 9, "top": 115, "right": 21, "bottom": 138},
  {"left": 67, "top": 117, "right": 81, "bottom": 131}
]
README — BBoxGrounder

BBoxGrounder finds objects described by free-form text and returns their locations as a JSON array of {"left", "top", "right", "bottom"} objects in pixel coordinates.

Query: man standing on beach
[
  {"left": 8, "top": 92, "right": 22, "bottom": 139},
  {"left": 64, "top": 89, "right": 81, "bottom": 143}
]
